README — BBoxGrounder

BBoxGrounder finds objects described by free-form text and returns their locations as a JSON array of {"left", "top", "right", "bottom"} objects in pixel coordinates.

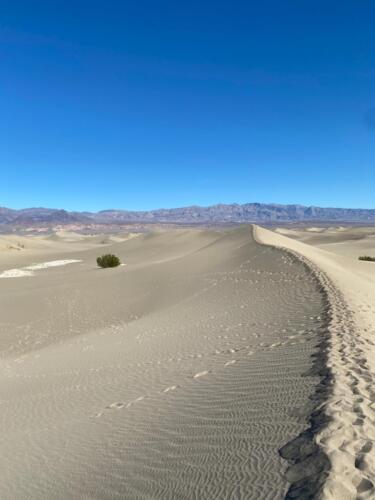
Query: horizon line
[{"left": 2, "top": 201, "right": 375, "bottom": 213}]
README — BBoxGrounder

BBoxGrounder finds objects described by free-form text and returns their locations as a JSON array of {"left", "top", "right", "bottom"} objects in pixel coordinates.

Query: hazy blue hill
[{"left": 1, "top": 203, "right": 375, "bottom": 227}]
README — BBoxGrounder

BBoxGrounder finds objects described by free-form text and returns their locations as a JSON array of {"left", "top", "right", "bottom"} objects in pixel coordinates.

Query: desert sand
[
  {"left": 255, "top": 225, "right": 375, "bottom": 499},
  {"left": 274, "top": 225, "right": 375, "bottom": 258},
  {"left": 0, "top": 226, "right": 327, "bottom": 499}
]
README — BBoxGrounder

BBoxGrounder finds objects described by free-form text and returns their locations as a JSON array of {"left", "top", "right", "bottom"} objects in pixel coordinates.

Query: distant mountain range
[{"left": 1, "top": 203, "right": 375, "bottom": 227}]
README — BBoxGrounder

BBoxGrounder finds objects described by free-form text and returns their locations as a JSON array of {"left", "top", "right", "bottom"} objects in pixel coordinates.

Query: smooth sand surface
[
  {"left": 0, "top": 227, "right": 327, "bottom": 499},
  {"left": 275, "top": 226, "right": 375, "bottom": 259},
  {"left": 255, "top": 225, "right": 375, "bottom": 499}
]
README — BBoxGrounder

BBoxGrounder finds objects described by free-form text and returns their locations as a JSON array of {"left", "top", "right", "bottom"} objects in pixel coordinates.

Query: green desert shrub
[
  {"left": 97, "top": 254, "right": 121, "bottom": 268},
  {"left": 358, "top": 255, "right": 375, "bottom": 262}
]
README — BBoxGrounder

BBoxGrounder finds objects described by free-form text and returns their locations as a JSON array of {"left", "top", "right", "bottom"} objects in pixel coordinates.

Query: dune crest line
[{"left": 254, "top": 224, "right": 375, "bottom": 499}]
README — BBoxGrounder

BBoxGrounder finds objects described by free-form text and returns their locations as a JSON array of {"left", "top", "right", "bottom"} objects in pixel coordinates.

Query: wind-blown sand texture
[
  {"left": 255, "top": 225, "right": 375, "bottom": 499},
  {"left": 0, "top": 227, "right": 327, "bottom": 499}
]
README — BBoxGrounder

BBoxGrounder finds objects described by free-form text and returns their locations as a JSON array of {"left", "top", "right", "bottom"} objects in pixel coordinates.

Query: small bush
[
  {"left": 358, "top": 255, "right": 375, "bottom": 262},
  {"left": 97, "top": 254, "right": 121, "bottom": 268}
]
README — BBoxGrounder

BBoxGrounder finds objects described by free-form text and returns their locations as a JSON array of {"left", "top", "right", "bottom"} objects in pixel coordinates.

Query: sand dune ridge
[{"left": 255, "top": 225, "right": 375, "bottom": 499}]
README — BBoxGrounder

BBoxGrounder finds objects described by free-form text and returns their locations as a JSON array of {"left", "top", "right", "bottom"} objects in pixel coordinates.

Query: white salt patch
[
  {"left": 0, "top": 269, "right": 34, "bottom": 278},
  {"left": 25, "top": 259, "right": 82, "bottom": 270},
  {"left": 0, "top": 259, "right": 82, "bottom": 279}
]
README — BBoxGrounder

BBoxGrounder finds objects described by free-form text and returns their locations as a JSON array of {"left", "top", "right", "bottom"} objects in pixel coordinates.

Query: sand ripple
[{"left": 0, "top": 227, "right": 327, "bottom": 499}]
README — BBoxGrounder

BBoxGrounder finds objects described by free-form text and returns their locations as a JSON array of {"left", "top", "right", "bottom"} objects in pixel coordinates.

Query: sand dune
[
  {"left": 275, "top": 226, "right": 375, "bottom": 258},
  {"left": 0, "top": 227, "right": 327, "bottom": 499},
  {"left": 0, "top": 231, "right": 138, "bottom": 268},
  {"left": 255, "top": 225, "right": 375, "bottom": 499}
]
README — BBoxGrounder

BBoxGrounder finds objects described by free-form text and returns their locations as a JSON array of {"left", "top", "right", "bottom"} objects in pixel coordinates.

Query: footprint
[
  {"left": 193, "top": 370, "right": 210, "bottom": 379},
  {"left": 361, "top": 442, "right": 373, "bottom": 453},
  {"left": 163, "top": 385, "right": 178, "bottom": 393},
  {"left": 107, "top": 402, "right": 125, "bottom": 409},
  {"left": 357, "top": 478, "right": 374, "bottom": 494},
  {"left": 126, "top": 396, "right": 145, "bottom": 408}
]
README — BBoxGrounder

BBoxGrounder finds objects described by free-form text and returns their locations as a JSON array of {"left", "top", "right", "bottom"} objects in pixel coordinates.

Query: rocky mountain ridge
[{"left": 1, "top": 202, "right": 375, "bottom": 227}]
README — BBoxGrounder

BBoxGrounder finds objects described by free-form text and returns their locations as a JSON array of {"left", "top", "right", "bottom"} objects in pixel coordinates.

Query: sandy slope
[
  {"left": 275, "top": 226, "right": 375, "bottom": 258},
  {"left": 255, "top": 225, "right": 375, "bottom": 499},
  {"left": 0, "top": 227, "right": 326, "bottom": 499},
  {"left": 0, "top": 232, "right": 137, "bottom": 268}
]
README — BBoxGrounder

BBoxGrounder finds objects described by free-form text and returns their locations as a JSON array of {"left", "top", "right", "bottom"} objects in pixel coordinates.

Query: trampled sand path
[{"left": 255, "top": 225, "right": 375, "bottom": 499}]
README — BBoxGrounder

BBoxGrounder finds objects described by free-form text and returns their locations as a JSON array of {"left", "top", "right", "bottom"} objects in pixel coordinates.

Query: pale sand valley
[{"left": 0, "top": 225, "right": 375, "bottom": 499}]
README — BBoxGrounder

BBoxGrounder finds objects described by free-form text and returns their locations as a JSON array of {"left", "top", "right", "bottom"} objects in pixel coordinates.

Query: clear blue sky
[{"left": 1, "top": 1, "right": 375, "bottom": 211}]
